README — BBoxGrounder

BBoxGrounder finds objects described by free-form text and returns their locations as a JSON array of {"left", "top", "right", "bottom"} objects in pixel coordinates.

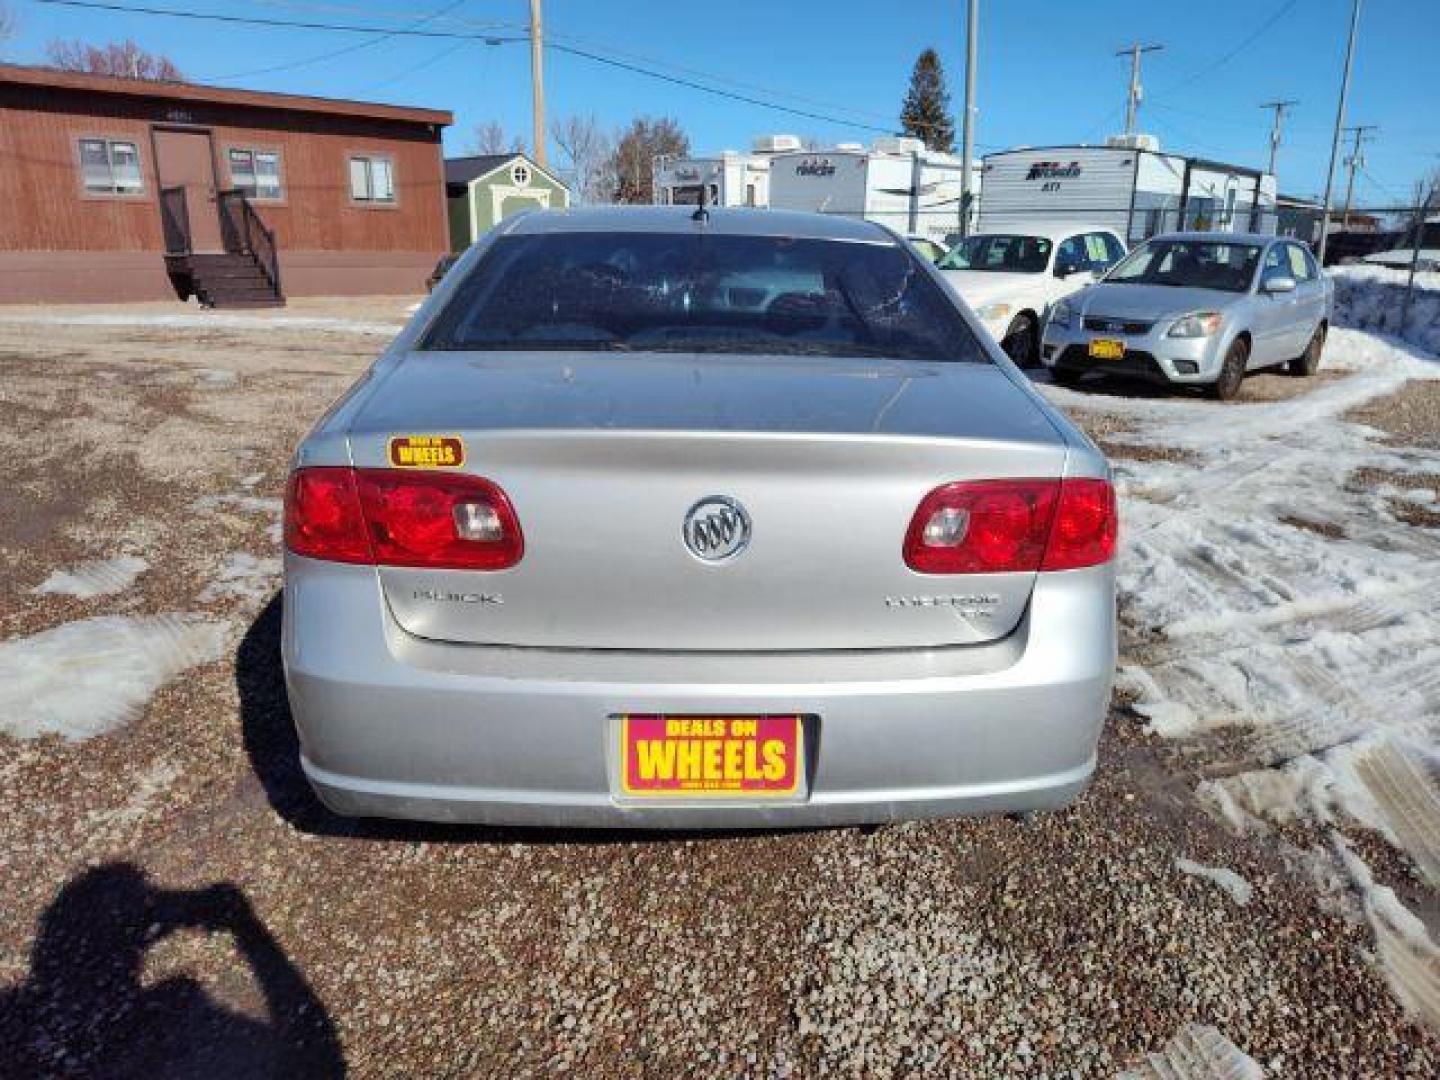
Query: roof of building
[
  {"left": 444, "top": 153, "right": 569, "bottom": 192},
  {"left": 499, "top": 205, "right": 894, "bottom": 243},
  {"left": 0, "top": 63, "right": 452, "bottom": 126}
]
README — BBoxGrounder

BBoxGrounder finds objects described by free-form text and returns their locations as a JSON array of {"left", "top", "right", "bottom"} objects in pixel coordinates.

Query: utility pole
[
  {"left": 959, "top": 0, "right": 978, "bottom": 237},
  {"left": 1340, "top": 124, "right": 1378, "bottom": 227},
  {"left": 1318, "top": 0, "right": 1362, "bottom": 263},
  {"left": 1260, "top": 99, "right": 1298, "bottom": 178},
  {"left": 1116, "top": 42, "right": 1163, "bottom": 137},
  {"left": 529, "top": 0, "right": 546, "bottom": 167}
]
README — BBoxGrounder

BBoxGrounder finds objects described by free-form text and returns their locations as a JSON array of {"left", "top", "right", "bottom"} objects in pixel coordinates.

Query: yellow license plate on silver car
[{"left": 1087, "top": 338, "right": 1125, "bottom": 360}]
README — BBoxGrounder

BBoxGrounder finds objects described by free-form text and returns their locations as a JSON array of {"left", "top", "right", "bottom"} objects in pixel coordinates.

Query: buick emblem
[{"left": 683, "top": 496, "right": 751, "bottom": 562}]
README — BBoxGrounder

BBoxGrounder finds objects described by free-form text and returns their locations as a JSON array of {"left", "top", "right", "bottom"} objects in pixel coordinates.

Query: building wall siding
[{"left": 0, "top": 82, "right": 448, "bottom": 256}]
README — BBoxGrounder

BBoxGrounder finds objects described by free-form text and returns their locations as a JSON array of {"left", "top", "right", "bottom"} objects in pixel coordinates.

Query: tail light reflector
[
  {"left": 904, "top": 478, "right": 1115, "bottom": 574},
  {"left": 285, "top": 467, "right": 523, "bottom": 570}
]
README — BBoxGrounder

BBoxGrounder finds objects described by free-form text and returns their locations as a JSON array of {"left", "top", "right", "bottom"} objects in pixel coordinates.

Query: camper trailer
[
  {"left": 653, "top": 135, "right": 801, "bottom": 208},
  {"left": 767, "top": 137, "right": 980, "bottom": 241},
  {"left": 977, "top": 136, "right": 1277, "bottom": 246}
]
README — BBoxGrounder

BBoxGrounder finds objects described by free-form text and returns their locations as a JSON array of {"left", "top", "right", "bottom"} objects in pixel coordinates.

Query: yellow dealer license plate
[
  {"left": 1087, "top": 337, "right": 1126, "bottom": 360},
  {"left": 620, "top": 715, "right": 803, "bottom": 799}
]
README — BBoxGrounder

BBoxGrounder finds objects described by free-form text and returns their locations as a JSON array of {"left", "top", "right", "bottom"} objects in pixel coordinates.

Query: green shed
[{"left": 445, "top": 153, "right": 571, "bottom": 251}]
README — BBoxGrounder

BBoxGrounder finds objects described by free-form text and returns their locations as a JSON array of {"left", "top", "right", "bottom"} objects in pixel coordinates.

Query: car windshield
[
  {"left": 937, "top": 234, "right": 1051, "bottom": 273},
  {"left": 1104, "top": 238, "right": 1261, "bottom": 292},
  {"left": 421, "top": 231, "right": 985, "bottom": 363}
]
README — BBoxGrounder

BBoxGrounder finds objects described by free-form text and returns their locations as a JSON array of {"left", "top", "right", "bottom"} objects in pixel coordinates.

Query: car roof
[
  {"left": 500, "top": 205, "right": 896, "bottom": 244},
  {"left": 1147, "top": 231, "right": 1281, "bottom": 245},
  {"left": 967, "top": 222, "right": 1122, "bottom": 242}
]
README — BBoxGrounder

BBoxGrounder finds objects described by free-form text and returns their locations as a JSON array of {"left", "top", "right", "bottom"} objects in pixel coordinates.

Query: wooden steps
[{"left": 169, "top": 251, "right": 284, "bottom": 308}]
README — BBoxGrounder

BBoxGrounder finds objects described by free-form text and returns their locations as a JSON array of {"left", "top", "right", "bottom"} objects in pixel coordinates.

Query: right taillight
[
  {"left": 284, "top": 466, "right": 524, "bottom": 570},
  {"left": 903, "top": 477, "right": 1116, "bottom": 574}
]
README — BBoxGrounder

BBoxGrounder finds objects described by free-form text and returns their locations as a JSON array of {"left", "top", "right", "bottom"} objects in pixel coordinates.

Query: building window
[
  {"left": 349, "top": 155, "right": 395, "bottom": 203},
  {"left": 228, "top": 148, "right": 283, "bottom": 200},
  {"left": 79, "top": 138, "right": 143, "bottom": 195}
]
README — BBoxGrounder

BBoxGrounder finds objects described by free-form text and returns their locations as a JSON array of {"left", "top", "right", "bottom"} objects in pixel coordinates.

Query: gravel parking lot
[{"left": 1, "top": 297, "right": 1437, "bottom": 1077}]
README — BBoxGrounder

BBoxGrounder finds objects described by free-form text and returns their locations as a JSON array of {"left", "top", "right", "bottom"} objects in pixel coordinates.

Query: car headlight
[
  {"left": 1050, "top": 300, "right": 1073, "bottom": 329},
  {"left": 1167, "top": 311, "right": 1223, "bottom": 338},
  {"left": 975, "top": 302, "right": 1012, "bottom": 322}
]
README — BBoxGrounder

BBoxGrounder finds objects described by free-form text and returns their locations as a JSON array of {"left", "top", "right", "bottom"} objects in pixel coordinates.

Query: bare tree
[
  {"left": 610, "top": 117, "right": 689, "bottom": 204},
  {"left": 551, "top": 113, "right": 615, "bottom": 205},
  {"left": 46, "top": 38, "right": 184, "bottom": 80},
  {"left": 471, "top": 121, "right": 526, "bottom": 157}
]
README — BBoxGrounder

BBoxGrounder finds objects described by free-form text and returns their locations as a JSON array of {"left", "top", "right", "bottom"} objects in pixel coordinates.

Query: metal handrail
[{"left": 217, "top": 188, "right": 282, "bottom": 298}]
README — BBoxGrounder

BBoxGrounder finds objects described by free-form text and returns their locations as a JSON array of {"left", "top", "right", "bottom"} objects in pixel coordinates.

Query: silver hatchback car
[
  {"left": 282, "top": 208, "right": 1117, "bottom": 828},
  {"left": 1042, "top": 232, "right": 1331, "bottom": 399}
]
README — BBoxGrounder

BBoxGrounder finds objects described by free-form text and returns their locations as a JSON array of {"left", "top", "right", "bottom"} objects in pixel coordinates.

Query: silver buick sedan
[
  {"left": 282, "top": 207, "right": 1117, "bottom": 828},
  {"left": 1041, "top": 232, "right": 1331, "bottom": 399}
]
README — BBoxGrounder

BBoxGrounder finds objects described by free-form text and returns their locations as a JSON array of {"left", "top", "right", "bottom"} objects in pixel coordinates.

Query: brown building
[{"left": 0, "top": 63, "right": 453, "bottom": 305}]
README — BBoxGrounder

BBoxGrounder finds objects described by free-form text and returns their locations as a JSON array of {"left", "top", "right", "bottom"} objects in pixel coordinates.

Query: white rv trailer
[
  {"left": 766, "top": 136, "right": 980, "bottom": 241},
  {"left": 977, "top": 136, "right": 1277, "bottom": 246},
  {"left": 653, "top": 135, "right": 802, "bottom": 208}
]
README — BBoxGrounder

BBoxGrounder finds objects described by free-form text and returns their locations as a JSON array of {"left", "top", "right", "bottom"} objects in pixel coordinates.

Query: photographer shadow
[{"left": 0, "top": 864, "right": 345, "bottom": 1078}]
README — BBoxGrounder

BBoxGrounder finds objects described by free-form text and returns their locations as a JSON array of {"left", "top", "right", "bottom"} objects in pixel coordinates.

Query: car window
[
  {"left": 1101, "top": 233, "right": 1126, "bottom": 265},
  {"left": 1105, "top": 239, "right": 1262, "bottom": 293},
  {"left": 1260, "top": 244, "right": 1291, "bottom": 288},
  {"left": 937, "top": 234, "right": 1051, "bottom": 273},
  {"left": 1285, "top": 243, "right": 1315, "bottom": 282},
  {"left": 1055, "top": 236, "right": 1087, "bottom": 272},
  {"left": 422, "top": 231, "right": 988, "bottom": 364}
]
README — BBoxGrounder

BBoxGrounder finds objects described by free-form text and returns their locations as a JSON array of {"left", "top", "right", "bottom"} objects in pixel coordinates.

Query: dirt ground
[{"left": 1, "top": 301, "right": 1437, "bottom": 1077}]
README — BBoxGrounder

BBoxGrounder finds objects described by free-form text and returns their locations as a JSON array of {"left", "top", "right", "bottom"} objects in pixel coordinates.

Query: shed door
[{"left": 153, "top": 129, "right": 223, "bottom": 253}]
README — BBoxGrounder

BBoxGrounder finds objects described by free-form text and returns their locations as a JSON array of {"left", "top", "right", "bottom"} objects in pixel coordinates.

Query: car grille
[
  {"left": 1083, "top": 316, "right": 1155, "bottom": 335},
  {"left": 1056, "top": 345, "right": 1165, "bottom": 381}
]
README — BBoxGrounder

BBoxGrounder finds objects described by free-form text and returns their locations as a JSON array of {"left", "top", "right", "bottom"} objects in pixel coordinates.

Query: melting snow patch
[
  {"left": 0, "top": 614, "right": 228, "bottom": 740},
  {"left": 35, "top": 554, "right": 148, "bottom": 598},
  {"left": 0, "top": 311, "right": 403, "bottom": 337},
  {"left": 202, "top": 552, "right": 282, "bottom": 604},
  {"left": 1175, "top": 857, "right": 1253, "bottom": 907}
]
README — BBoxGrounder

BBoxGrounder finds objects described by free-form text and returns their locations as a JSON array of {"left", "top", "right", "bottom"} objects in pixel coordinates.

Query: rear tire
[
  {"left": 1288, "top": 324, "right": 1326, "bottom": 376},
  {"left": 1000, "top": 312, "right": 1038, "bottom": 367},
  {"left": 1207, "top": 338, "right": 1248, "bottom": 401}
]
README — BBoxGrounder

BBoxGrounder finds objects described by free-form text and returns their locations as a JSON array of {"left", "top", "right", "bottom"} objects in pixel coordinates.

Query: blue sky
[{"left": 6, "top": 0, "right": 1438, "bottom": 203}]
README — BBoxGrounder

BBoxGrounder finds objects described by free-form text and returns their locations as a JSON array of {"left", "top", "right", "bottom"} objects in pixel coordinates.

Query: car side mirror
[{"left": 1263, "top": 275, "right": 1297, "bottom": 294}]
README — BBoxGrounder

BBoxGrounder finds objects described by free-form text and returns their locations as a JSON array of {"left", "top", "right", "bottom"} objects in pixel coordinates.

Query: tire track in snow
[
  {"left": 34, "top": 554, "right": 148, "bottom": 598},
  {"left": 1117, "top": 1022, "right": 1265, "bottom": 1079}
]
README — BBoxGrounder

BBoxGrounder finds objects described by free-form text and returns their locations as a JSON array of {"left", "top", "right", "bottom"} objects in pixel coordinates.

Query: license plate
[
  {"left": 619, "top": 714, "right": 803, "bottom": 799},
  {"left": 1087, "top": 337, "right": 1126, "bottom": 360}
]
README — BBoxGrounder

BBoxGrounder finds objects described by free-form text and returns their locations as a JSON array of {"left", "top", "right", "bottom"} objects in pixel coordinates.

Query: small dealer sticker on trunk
[
  {"left": 387, "top": 435, "right": 465, "bottom": 468},
  {"left": 620, "top": 715, "right": 803, "bottom": 798}
]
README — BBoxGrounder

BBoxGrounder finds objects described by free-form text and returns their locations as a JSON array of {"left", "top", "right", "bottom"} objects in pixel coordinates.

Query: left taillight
[{"left": 284, "top": 467, "right": 523, "bottom": 570}]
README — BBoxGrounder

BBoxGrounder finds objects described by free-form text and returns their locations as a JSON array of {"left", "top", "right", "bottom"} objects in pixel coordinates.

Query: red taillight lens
[
  {"left": 1042, "top": 478, "right": 1117, "bottom": 570},
  {"left": 284, "top": 467, "right": 523, "bottom": 570},
  {"left": 285, "top": 467, "right": 370, "bottom": 564},
  {"left": 903, "top": 478, "right": 1116, "bottom": 574}
]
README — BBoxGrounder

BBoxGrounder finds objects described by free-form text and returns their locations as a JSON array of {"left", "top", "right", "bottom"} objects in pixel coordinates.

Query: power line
[
  {"left": 1152, "top": 0, "right": 1301, "bottom": 98},
  {"left": 29, "top": 0, "right": 914, "bottom": 136},
  {"left": 212, "top": 0, "right": 472, "bottom": 82}
]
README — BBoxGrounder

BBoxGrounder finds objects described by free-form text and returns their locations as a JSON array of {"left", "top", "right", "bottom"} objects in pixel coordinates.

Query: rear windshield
[
  {"left": 1104, "top": 238, "right": 1261, "bottom": 293},
  {"left": 421, "top": 231, "right": 985, "bottom": 363},
  {"left": 937, "top": 234, "right": 1051, "bottom": 273}
]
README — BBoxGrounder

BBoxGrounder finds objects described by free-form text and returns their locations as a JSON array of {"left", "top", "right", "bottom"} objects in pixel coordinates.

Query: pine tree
[{"left": 900, "top": 49, "right": 955, "bottom": 153}]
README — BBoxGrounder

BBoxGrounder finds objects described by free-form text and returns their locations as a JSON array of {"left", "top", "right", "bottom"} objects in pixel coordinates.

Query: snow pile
[
  {"left": 1044, "top": 326, "right": 1440, "bottom": 1027},
  {"left": 0, "top": 614, "right": 228, "bottom": 739},
  {"left": 34, "top": 554, "right": 148, "bottom": 598},
  {"left": 1175, "top": 858, "right": 1254, "bottom": 907},
  {"left": 1328, "top": 265, "right": 1440, "bottom": 356}
]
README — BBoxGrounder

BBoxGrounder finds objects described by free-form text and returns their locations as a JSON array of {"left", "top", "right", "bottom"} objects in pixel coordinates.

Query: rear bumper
[{"left": 282, "top": 556, "right": 1116, "bottom": 828}]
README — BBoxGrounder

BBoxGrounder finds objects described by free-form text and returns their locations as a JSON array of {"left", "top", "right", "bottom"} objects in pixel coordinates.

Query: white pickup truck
[{"left": 938, "top": 223, "right": 1127, "bottom": 365}]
